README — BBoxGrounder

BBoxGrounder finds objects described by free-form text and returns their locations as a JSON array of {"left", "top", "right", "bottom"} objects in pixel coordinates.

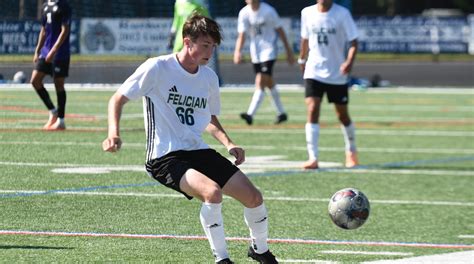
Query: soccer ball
[{"left": 328, "top": 188, "right": 370, "bottom": 230}]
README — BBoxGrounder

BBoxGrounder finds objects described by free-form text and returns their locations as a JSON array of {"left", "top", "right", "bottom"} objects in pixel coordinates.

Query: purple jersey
[{"left": 40, "top": 0, "right": 71, "bottom": 61}]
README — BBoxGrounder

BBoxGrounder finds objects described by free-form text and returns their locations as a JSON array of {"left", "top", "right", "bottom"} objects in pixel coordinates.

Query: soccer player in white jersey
[
  {"left": 102, "top": 14, "right": 278, "bottom": 264},
  {"left": 298, "top": 0, "right": 359, "bottom": 169},
  {"left": 234, "top": 0, "right": 295, "bottom": 125}
]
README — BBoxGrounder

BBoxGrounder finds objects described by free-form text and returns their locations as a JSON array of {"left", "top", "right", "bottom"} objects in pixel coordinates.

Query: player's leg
[
  {"left": 180, "top": 169, "right": 230, "bottom": 262},
  {"left": 334, "top": 103, "right": 358, "bottom": 167},
  {"left": 49, "top": 76, "right": 67, "bottom": 130},
  {"left": 329, "top": 85, "right": 358, "bottom": 167},
  {"left": 303, "top": 79, "right": 323, "bottom": 169},
  {"left": 222, "top": 171, "right": 277, "bottom": 263},
  {"left": 31, "top": 60, "right": 57, "bottom": 129},
  {"left": 241, "top": 64, "right": 266, "bottom": 125},
  {"left": 261, "top": 60, "right": 287, "bottom": 124}
]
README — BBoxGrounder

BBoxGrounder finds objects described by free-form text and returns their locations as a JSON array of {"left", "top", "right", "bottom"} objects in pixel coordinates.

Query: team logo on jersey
[
  {"left": 167, "top": 85, "right": 207, "bottom": 109},
  {"left": 169, "top": 85, "right": 178, "bottom": 92}
]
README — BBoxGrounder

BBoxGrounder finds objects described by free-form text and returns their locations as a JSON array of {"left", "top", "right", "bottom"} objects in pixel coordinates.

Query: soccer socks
[
  {"left": 341, "top": 123, "right": 357, "bottom": 152},
  {"left": 247, "top": 89, "right": 265, "bottom": 116},
  {"left": 35, "top": 87, "right": 55, "bottom": 110},
  {"left": 269, "top": 86, "right": 285, "bottom": 115},
  {"left": 200, "top": 202, "right": 229, "bottom": 261},
  {"left": 305, "top": 123, "right": 320, "bottom": 161},
  {"left": 56, "top": 90, "right": 67, "bottom": 119},
  {"left": 244, "top": 203, "right": 269, "bottom": 254}
]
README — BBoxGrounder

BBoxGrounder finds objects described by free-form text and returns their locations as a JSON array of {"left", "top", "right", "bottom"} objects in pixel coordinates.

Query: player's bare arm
[
  {"left": 276, "top": 27, "right": 295, "bottom": 65},
  {"left": 102, "top": 92, "right": 129, "bottom": 152},
  {"left": 46, "top": 24, "right": 70, "bottom": 63},
  {"left": 33, "top": 27, "right": 46, "bottom": 63},
  {"left": 298, "top": 38, "right": 309, "bottom": 72},
  {"left": 233, "top": 33, "right": 246, "bottom": 64},
  {"left": 206, "top": 115, "right": 245, "bottom": 165},
  {"left": 340, "top": 39, "right": 358, "bottom": 74}
]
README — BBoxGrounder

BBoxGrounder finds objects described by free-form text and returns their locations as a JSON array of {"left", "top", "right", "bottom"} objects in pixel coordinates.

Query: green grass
[{"left": 0, "top": 87, "right": 473, "bottom": 263}]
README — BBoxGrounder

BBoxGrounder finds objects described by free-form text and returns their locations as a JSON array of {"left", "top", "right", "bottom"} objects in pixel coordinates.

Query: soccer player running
[
  {"left": 103, "top": 14, "right": 278, "bottom": 264},
  {"left": 234, "top": 0, "right": 295, "bottom": 125},
  {"left": 299, "top": 0, "right": 359, "bottom": 169},
  {"left": 31, "top": 0, "right": 71, "bottom": 130}
]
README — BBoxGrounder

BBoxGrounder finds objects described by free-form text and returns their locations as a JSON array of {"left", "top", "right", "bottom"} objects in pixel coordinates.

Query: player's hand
[
  {"left": 228, "top": 146, "right": 245, "bottom": 166},
  {"left": 45, "top": 52, "right": 55, "bottom": 63},
  {"left": 340, "top": 61, "right": 353, "bottom": 75},
  {"left": 233, "top": 52, "right": 242, "bottom": 64},
  {"left": 102, "top": 136, "right": 122, "bottom": 152},
  {"left": 299, "top": 63, "right": 305, "bottom": 73},
  {"left": 287, "top": 55, "right": 295, "bottom": 65},
  {"left": 33, "top": 53, "right": 39, "bottom": 63}
]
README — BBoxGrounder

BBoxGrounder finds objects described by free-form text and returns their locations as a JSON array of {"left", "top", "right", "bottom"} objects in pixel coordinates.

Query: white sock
[
  {"left": 244, "top": 203, "right": 269, "bottom": 254},
  {"left": 57, "top": 118, "right": 65, "bottom": 126},
  {"left": 269, "top": 86, "right": 285, "bottom": 115},
  {"left": 305, "top": 123, "right": 319, "bottom": 161},
  {"left": 247, "top": 89, "right": 265, "bottom": 116},
  {"left": 200, "top": 203, "right": 229, "bottom": 261},
  {"left": 341, "top": 123, "right": 357, "bottom": 152}
]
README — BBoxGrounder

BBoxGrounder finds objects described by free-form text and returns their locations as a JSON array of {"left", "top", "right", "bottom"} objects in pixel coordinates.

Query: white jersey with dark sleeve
[
  {"left": 237, "top": 2, "right": 282, "bottom": 63},
  {"left": 118, "top": 54, "right": 221, "bottom": 161},
  {"left": 301, "top": 3, "right": 358, "bottom": 84}
]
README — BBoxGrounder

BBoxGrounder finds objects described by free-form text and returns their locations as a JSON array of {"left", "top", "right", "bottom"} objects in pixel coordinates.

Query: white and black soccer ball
[
  {"left": 13, "top": 71, "right": 27, "bottom": 84},
  {"left": 328, "top": 188, "right": 370, "bottom": 230}
]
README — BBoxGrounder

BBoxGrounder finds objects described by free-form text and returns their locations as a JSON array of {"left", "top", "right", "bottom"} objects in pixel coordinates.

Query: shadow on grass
[{"left": 0, "top": 245, "right": 73, "bottom": 250}]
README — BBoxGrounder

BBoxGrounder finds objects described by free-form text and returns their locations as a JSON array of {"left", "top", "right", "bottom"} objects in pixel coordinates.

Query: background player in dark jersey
[{"left": 31, "top": 0, "right": 71, "bottom": 130}]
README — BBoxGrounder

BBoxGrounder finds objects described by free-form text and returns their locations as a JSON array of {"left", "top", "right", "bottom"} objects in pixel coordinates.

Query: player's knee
[
  {"left": 247, "top": 189, "right": 263, "bottom": 208},
  {"left": 202, "top": 185, "right": 223, "bottom": 203}
]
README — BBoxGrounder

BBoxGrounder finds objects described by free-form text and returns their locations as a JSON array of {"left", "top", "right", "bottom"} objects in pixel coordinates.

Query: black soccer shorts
[
  {"left": 305, "top": 78, "right": 350, "bottom": 105},
  {"left": 35, "top": 58, "right": 70, "bottom": 78},
  {"left": 146, "top": 149, "right": 239, "bottom": 200},
  {"left": 253, "top": 60, "right": 276, "bottom": 76}
]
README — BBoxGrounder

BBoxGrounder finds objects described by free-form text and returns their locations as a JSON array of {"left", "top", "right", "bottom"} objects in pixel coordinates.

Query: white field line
[
  {"left": 1, "top": 190, "right": 473, "bottom": 207},
  {"left": 3, "top": 113, "right": 473, "bottom": 123},
  {"left": 321, "top": 250, "right": 413, "bottom": 256},
  {"left": 278, "top": 260, "right": 336, "bottom": 264},
  {"left": 363, "top": 250, "right": 474, "bottom": 264},
  {"left": 1, "top": 141, "right": 473, "bottom": 155},
  {"left": 459, "top": 235, "right": 474, "bottom": 239},
  {"left": 0, "top": 161, "right": 473, "bottom": 177},
  {"left": 2, "top": 84, "right": 474, "bottom": 94}
]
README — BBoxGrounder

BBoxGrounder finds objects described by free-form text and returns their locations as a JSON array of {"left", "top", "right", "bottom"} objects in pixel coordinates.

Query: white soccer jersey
[
  {"left": 237, "top": 2, "right": 282, "bottom": 63},
  {"left": 301, "top": 3, "right": 358, "bottom": 84},
  {"left": 118, "top": 54, "right": 221, "bottom": 161}
]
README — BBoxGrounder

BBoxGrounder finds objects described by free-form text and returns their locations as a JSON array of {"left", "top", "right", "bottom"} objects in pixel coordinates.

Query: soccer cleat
[
  {"left": 216, "top": 258, "right": 234, "bottom": 264},
  {"left": 42, "top": 112, "right": 58, "bottom": 130},
  {"left": 274, "top": 113, "right": 288, "bottom": 124},
  {"left": 302, "top": 159, "right": 318, "bottom": 170},
  {"left": 345, "top": 151, "right": 359, "bottom": 168},
  {"left": 248, "top": 246, "right": 278, "bottom": 264},
  {"left": 45, "top": 119, "right": 66, "bottom": 131},
  {"left": 240, "top": 113, "right": 253, "bottom": 125}
]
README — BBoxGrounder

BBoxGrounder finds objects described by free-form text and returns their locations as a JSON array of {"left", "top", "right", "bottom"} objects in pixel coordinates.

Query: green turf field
[{"left": 1, "top": 87, "right": 473, "bottom": 263}]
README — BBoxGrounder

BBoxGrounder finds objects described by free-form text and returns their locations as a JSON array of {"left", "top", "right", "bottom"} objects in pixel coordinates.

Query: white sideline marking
[
  {"left": 363, "top": 250, "right": 474, "bottom": 264},
  {"left": 321, "top": 250, "right": 413, "bottom": 256},
  {"left": 279, "top": 260, "right": 337, "bottom": 263},
  {"left": 1, "top": 141, "right": 473, "bottom": 155},
  {"left": 0, "top": 161, "right": 473, "bottom": 177},
  {"left": 459, "top": 235, "right": 474, "bottom": 239},
  {"left": 1, "top": 190, "right": 473, "bottom": 207}
]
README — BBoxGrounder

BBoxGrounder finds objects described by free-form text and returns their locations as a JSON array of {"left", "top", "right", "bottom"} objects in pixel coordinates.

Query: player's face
[{"left": 187, "top": 35, "right": 216, "bottom": 65}]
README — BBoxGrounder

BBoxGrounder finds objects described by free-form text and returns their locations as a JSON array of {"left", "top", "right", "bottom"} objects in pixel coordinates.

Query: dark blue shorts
[
  {"left": 35, "top": 58, "right": 70, "bottom": 78},
  {"left": 253, "top": 60, "right": 275, "bottom": 76}
]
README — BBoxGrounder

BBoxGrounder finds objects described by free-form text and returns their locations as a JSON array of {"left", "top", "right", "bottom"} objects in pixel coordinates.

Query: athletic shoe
[
  {"left": 45, "top": 119, "right": 66, "bottom": 131},
  {"left": 42, "top": 112, "right": 58, "bottom": 130},
  {"left": 274, "top": 113, "right": 288, "bottom": 124},
  {"left": 216, "top": 258, "right": 234, "bottom": 264},
  {"left": 345, "top": 151, "right": 359, "bottom": 168},
  {"left": 240, "top": 113, "right": 253, "bottom": 125},
  {"left": 302, "top": 159, "right": 318, "bottom": 170},
  {"left": 248, "top": 246, "right": 278, "bottom": 264}
]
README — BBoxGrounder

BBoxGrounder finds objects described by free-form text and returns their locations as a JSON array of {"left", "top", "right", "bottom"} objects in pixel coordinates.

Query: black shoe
[
  {"left": 240, "top": 113, "right": 253, "bottom": 125},
  {"left": 275, "top": 113, "right": 288, "bottom": 124},
  {"left": 248, "top": 246, "right": 278, "bottom": 264},
  {"left": 216, "top": 258, "right": 234, "bottom": 264}
]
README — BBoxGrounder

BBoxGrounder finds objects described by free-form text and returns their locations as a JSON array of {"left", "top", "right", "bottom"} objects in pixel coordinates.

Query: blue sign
[{"left": 0, "top": 20, "right": 80, "bottom": 54}]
